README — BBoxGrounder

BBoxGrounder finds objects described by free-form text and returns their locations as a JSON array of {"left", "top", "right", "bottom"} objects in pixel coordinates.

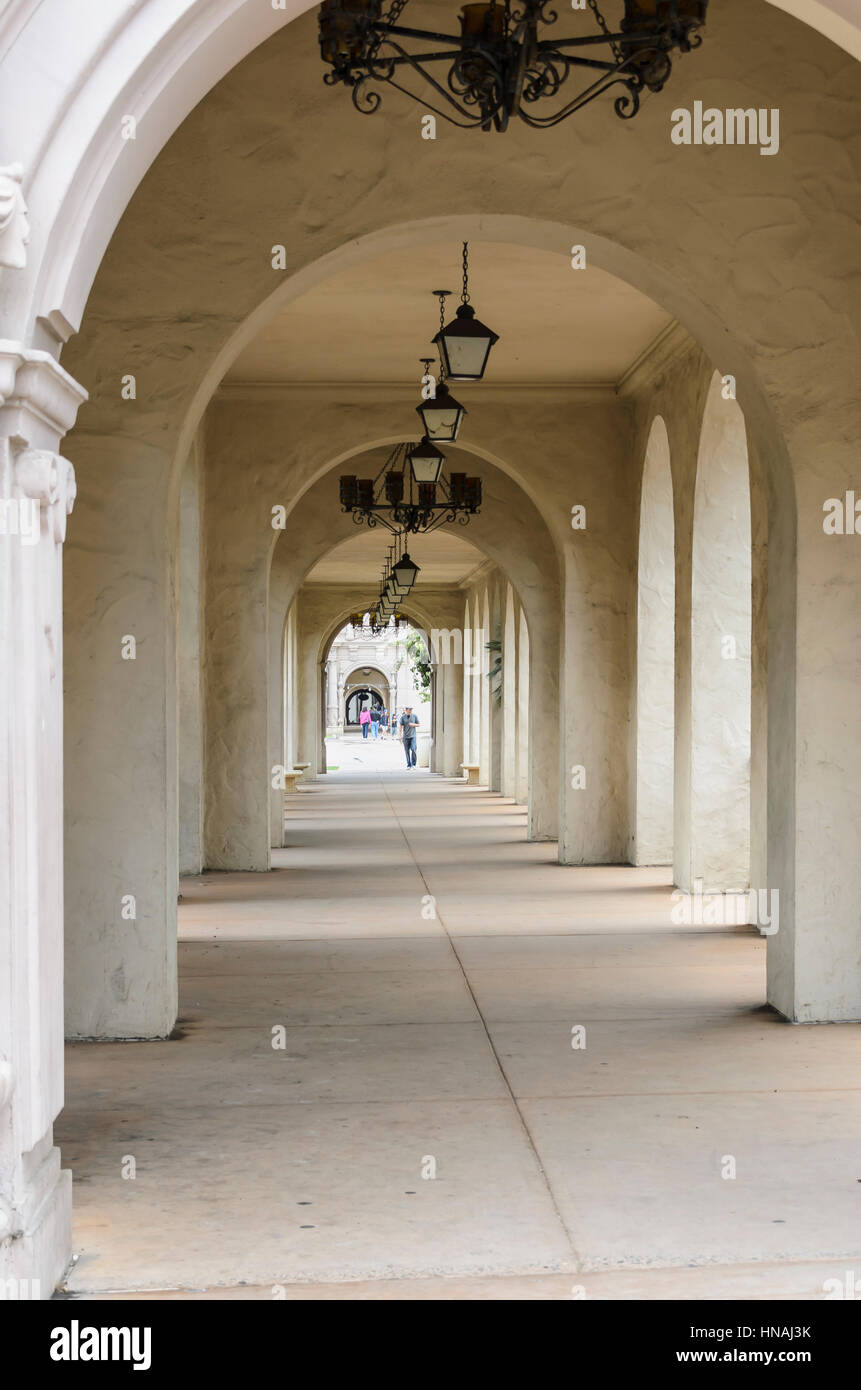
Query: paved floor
[{"left": 58, "top": 745, "right": 861, "bottom": 1299}]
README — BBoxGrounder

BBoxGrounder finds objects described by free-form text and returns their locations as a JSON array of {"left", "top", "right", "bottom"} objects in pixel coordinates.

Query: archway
[
  {"left": 345, "top": 686, "right": 385, "bottom": 727},
  {"left": 343, "top": 663, "right": 389, "bottom": 724}
]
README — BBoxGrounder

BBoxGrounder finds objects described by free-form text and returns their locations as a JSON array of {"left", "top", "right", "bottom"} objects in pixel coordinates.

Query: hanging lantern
[
  {"left": 432, "top": 245, "right": 499, "bottom": 382},
  {"left": 434, "top": 302, "right": 499, "bottom": 381},
  {"left": 409, "top": 438, "right": 445, "bottom": 485},
  {"left": 392, "top": 552, "right": 420, "bottom": 594},
  {"left": 416, "top": 382, "right": 466, "bottom": 443}
]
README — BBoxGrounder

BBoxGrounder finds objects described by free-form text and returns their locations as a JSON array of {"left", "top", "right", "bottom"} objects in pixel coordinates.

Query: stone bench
[
  {"left": 461, "top": 762, "right": 481, "bottom": 786},
  {"left": 282, "top": 769, "right": 305, "bottom": 794}
]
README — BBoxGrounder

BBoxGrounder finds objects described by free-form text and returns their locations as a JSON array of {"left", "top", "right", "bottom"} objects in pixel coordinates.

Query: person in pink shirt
[{"left": 359, "top": 706, "right": 371, "bottom": 739}]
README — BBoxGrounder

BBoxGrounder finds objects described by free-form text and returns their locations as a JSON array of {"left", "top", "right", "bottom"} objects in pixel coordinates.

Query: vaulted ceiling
[{"left": 225, "top": 241, "right": 672, "bottom": 386}]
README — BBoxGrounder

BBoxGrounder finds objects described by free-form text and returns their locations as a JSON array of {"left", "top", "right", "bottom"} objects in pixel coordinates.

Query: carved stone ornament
[
  {"left": 14, "top": 447, "right": 77, "bottom": 543},
  {"left": 0, "top": 163, "right": 30, "bottom": 270}
]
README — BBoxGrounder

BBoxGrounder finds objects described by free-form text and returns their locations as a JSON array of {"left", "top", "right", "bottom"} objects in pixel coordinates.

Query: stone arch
[
  {"left": 344, "top": 669, "right": 389, "bottom": 727},
  {"left": 635, "top": 416, "right": 675, "bottom": 866},
  {"left": 1, "top": 1, "right": 854, "bottom": 347}
]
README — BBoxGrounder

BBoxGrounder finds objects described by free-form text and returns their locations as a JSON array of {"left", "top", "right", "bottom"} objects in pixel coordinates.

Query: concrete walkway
[{"left": 58, "top": 763, "right": 861, "bottom": 1299}]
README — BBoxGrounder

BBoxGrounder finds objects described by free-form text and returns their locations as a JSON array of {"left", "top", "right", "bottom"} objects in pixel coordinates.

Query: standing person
[
  {"left": 399, "top": 705, "right": 419, "bottom": 769},
  {"left": 359, "top": 705, "right": 371, "bottom": 739},
  {"left": 380, "top": 707, "right": 389, "bottom": 738},
  {"left": 370, "top": 705, "right": 381, "bottom": 739}
]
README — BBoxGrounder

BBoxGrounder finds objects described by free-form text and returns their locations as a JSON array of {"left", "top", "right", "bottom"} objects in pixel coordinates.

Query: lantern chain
[
  {"left": 435, "top": 299, "right": 447, "bottom": 384},
  {"left": 461, "top": 241, "right": 470, "bottom": 305},
  {"left": 587, "top": 0, "right": 622, "bottom": 64}
]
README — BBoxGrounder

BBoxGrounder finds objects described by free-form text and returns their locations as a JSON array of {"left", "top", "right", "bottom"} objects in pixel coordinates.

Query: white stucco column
[
  {"left": 515, "top": 605, "right": 529, "bottom": 807},
  {"left": 296, "top": 620, "right": 320, "bottom": 775},
  {"left": 64, "top": 430, "right": 179, "bottom": 1039},
  {"left": 269, "top": 569, "right": 291, "bottom": 851},
  {"left": 558, "top": 544, "right": 631, "bottom": 864},
  {"left": 178, "top": 442, "right": 204, "bottom": 875},
  {"left": 488, "top": 587, "right": 503, "bottom": 793},
  {"left": 434, "top": 658, "right": 463, "bottom": 778},
  {"left": 203, "top": 509, "right": 269, "bottom": 871},
  {"left": 501, "top": 587, "right": 517, "bottom": 799},
  {"left": 0, "top": 342, "right": 85, "bottom": 1296},
  {"left": 326, "top": 657, "right": 338, "bottom": 731}
]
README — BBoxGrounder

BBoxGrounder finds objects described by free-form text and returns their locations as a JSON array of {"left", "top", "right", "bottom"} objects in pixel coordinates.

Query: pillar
[
  {"left": 203, "top": 507, "right": 269, "bottom": 871},
  {"left": 0, "top": 343, "right": 85, "bottom": 1295},
  {"left": 64, "top": 427, "right": 179, "bottom": 1038},
  {"left": 435, "top": 658, "right": 463, "bottom": 778},
  {"left": 515, "top": 605, "right": 529, "bottom": 806},
  {"left": 178, "top": 441, "right": 204, "bottom": 875},
  {"left": 296, "top": 617, "right": 320, "bottom": 774},
  {"left": 268, "top": 583, "right": 289, "bottom": 851},
  {"left": 501, "top": 586, "right": 517, "bottom": 798},
  {"left": 558, "top": 547, "right": 629, "bottom": 863}
]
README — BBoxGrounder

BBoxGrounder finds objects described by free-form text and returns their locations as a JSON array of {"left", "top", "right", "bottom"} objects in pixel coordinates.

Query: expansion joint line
[{"left": 377, "top": 773, "right": 583, "bottom": 1272}]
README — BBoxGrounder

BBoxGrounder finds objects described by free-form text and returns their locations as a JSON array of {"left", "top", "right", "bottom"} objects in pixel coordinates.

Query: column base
[{"left": 0, "top": 1157, "right": 71, "bottom": 1299}]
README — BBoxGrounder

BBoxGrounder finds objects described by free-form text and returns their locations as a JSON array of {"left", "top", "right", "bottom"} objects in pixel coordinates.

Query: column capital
[
  {"left": 14, "top": 448, "right": 77, "bottom": 543},
  {"left": 0, "top": 340, "right": 87, "bottom": 451}
]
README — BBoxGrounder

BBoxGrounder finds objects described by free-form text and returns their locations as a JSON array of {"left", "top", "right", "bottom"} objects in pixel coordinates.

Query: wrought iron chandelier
[
  {"left": 318, "top": 0, "right": 707, "bottom": 131},
  {"left": 340, "top": 439, "right": 481, "bottom": 534}
]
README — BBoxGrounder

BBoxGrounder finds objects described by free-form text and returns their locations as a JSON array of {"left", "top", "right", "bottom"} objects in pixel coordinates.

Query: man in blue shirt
[{"left": 399, "top": 706, "right": 419, "bottom": 769}]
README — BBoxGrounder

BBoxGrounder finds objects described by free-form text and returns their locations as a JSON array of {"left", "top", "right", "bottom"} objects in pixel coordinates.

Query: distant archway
[
  {"left": 342, "top": 666, "right": 391, "bottom": 727},
  {"left": 345, "top": 686, "right": 385, "bottom": 726}
]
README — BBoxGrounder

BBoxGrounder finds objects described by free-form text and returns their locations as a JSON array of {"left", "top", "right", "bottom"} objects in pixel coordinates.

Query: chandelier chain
[
  {"left": 382, "top": 0, "right": 410, "bottom": 28},
  {"left": 587, "top": 0, "right": 623, "bottom": 64}
]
